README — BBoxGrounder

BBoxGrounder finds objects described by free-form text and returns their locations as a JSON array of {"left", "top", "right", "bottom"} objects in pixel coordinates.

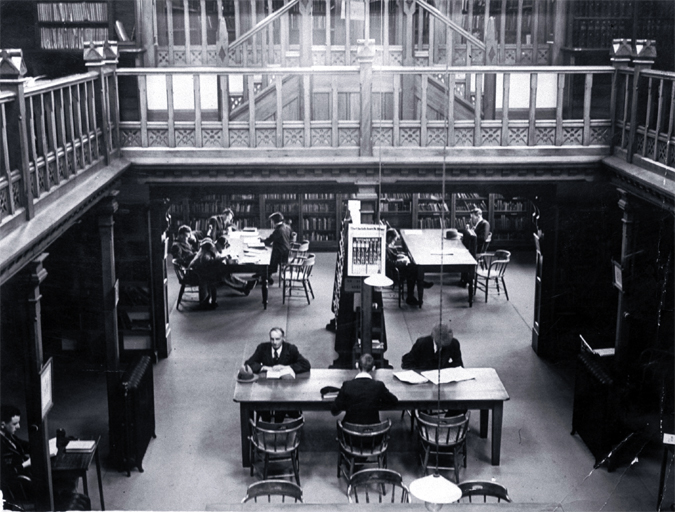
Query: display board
[{"left": 347, "top": 224, "right": 386, "bottom": 277}]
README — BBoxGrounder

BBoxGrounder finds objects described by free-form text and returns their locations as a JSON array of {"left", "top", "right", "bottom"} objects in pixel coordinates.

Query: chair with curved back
[
  {"left": 337, "top": 419, "right": 391, "bottom": 482},
  {"left": 458, "top": 480, "right": 512, "bottom": 503},
  {"left": 248, "top": 416, "right": 304, "bottom": 485},
  {"left": 279, "top": 240, "right": 310, "bottom": 284},
  {"left": 281, "top": 254, "right": 315, "bottom": 304},
  {"left": 172, "top": 259, "right": 201, "bottom": 310},
  {"left": 474, "top": 250, "right": 511, "bottom": 303},
  {"left": 415, "top": 410, "right": 470, "bottom": 483},
  {"left": 346, "top": 468, "right": 410, "bottom": 503},
  {"left": 241, "top": 480, "right": 303, "bottom": 503}
]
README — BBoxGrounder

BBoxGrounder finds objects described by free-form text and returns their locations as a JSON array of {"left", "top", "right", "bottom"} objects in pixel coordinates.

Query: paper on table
[
  {"left": 245, "top": 240, "right": 265, "bottom": 248},
  {"left": 266, "top": 367, "right": 296, "bottom": 379},
  {"left": 420, "top": 367, "right": 476, "bottom": 385},
  {"left": 394, "top": 370, "right": 430, "bottom": 384}
]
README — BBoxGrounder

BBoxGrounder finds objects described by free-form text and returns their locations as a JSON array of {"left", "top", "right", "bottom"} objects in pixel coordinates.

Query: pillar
[
  {"left": 21, "top": 254, "right": 54, "bottom": 511},
  {"left": 614, "top": 189, "right": 634, "bottom": 379},
  {"left": 401, "top": 0, "right": 416, "bottom": 120},
  {"left": 357, "top": 39, "right": 375, "bottom": 157}
]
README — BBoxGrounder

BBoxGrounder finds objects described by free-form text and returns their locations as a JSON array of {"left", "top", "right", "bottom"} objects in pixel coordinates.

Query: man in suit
[
  {"left": 1, "top": 405, "right": 31, "bottom": 487},
  {"left": 244, "top": 327, "right": 311, "bottom": 375},
  {"left": 401, "top": 323, "right": 463, "bottom": 371},
  {"left": 331, "top": 354, "right": 398, "bottom": 425},
  {"left": 171, "top": 225, "right": 197, "bottom": 267},
  {"left": 261, "top": 211, "right": 293, "bottom": 285},
  {"left": 460, "top": 207, "right": 490, "bottom": 286},
  {"left": 243, "top": 327, "right": 310, "bottom": 422}
]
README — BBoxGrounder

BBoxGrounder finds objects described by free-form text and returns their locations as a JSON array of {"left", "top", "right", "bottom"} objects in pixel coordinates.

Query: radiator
[{"left": 119, "top": 355, "right": 156, "bottom": 476}]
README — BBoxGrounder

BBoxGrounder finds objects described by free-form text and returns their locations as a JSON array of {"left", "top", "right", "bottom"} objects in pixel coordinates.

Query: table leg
[
  {"left": 240, "top": 403, "right": 253, "bottom": 467},
  {"left": 416, "top": 267, "right": 425, "bottom": 307},
  {"left": 262, "top": 267, "right": 268, "bottom": 309},
  {"left": 81, "top": 471, "right": 89, "bottom": 498},
  {"left": 491, "top": 402, "right": 504, "bottom": 465},
  {"left": 95, "top": 448, "right": 105, "bottom": 510},
  {"left": 479, "top": 409, "right": 489, "bottom": 438},
  {"left": 468, "top": 266, "right": 475, "bottom": 307}
]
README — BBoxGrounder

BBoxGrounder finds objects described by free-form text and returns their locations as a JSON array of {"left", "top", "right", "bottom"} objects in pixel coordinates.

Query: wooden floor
[{"left": 6, "top": 249, "right": 671, "bottom": 510}]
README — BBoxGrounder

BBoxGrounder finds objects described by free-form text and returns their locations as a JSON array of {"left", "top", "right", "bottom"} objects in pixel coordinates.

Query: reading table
[
  {"left": 233, "top": 368, "right": 509, "bottom": 467},
  {"left": 219, "top": 230, "right": 272, "bottom": 309},
  {"left": 51, "top": 436, "right": 104, "bottom": 510},
  {"left": 399, "top": 229, "right": 477, "bottom": 306}
]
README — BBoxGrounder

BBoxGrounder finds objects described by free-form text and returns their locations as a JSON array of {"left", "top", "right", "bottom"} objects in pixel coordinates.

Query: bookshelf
[
  {"left": 36, "top": 1, "right": 111, "bottom": 51},
  {"left": 491, "top": 194, "right": 532, "bottom": 246},
  {"left": 379, "top": 193, "right": 412, "bottom": 230},
  {"left": 452, "top": 193, "right": 489, "bottom": 231},
  {"left": 301, "top": 193, "right": 338, "bottom": 245},
  {"left": 262, "top": 193, "right": 300, "bottom": 236},
  {"left": 416, "top": 193, "right": 451, "bottom": 229}
]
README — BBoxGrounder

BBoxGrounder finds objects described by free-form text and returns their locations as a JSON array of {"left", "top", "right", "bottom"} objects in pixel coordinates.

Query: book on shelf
[{"left": 65, "top": 440, "right": 96, "bottom": 453}]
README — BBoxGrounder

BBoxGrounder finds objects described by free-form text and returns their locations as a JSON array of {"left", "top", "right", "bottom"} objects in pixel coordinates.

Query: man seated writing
[{"left": 331, "top": 354, "right": 398, "bottom": 425}]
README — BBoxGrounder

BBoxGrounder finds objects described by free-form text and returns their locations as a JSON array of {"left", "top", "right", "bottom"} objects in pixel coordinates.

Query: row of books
[
  {"left": 40, "top": 27, "right": 109, "bottom": 50},
  {"left": 303, "top": 193, "right": 335, "bottom": 200},
  {"left": 37, "top": 2, "right": 107, "bottom": 23},
  {"left": 307, "top": 232, "right": 336, "bottom": 241},
  {"left": 493, "top": 200, "right": 527, "bottom": 211},
  {"left": 380, "top": 203, "right": 410, "bottom": 212},
  {"left": 418, "top": 217, "right": 450, "bottom": 229},
  {"left": 120, "top": 286, "right": 151, "bottom": 307},
  {"left": 573, "top": 0, "right": 634, "bottom": 19},
  {"left": 418, "top": 203, "right": 449, "bottom": 212},
  {"left": 265, "top": 203, "right": 299, "bottom": 213},
  {"left": 301, "top": 203, "right": 333, "bottom": 213},
  {"left": 456, "top": 201, "right": 487, "bottom": 211},
  {"left": 302, "top": 217, "right": 335, "bottom": 231},
  {"left": 493, "top": 215, "right": 528, "bottom": 230}
]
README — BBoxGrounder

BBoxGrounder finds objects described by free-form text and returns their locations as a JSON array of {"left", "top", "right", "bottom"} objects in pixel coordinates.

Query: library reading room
[{"left": 0, "top": 0, "right": 673, "bottom": 510}]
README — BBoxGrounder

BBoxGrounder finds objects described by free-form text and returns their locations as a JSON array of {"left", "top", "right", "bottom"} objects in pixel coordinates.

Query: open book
[
  {"left": 394, "top": 368, "right": 475, "bottom": 385},
  {"left": 265, "top": 367, "right": 296, "bottom": 379}
]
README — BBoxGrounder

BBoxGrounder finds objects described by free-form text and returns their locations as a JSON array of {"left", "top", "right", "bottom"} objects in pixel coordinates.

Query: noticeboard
[{"left": 347, "top": 224, "right": 386, "bottom": 277}]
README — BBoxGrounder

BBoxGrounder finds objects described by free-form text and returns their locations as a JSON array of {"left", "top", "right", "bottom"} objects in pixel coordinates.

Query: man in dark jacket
[
  {"left": 331, "top": 354, "right": 398, "bottom": 424},
  {"left": 401, "top": 323, "right": 463, "bottom": 371},
  {"left": 244, "top": 327, "right": 311, "bottom": 375},
  {"left": 1, "top": 405, "right": 30, "bottom": 485},
  {"left": 262, "top": 211, "right": 293, "bottom": 285}
]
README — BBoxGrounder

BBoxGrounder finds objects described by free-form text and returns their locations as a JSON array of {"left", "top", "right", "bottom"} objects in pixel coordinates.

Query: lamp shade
[
  {"left": 410, "top": 474, "right": 462, "bottom": 508},
  {"left": 364, "top": 273, "right": 393, "bottom": 288}
]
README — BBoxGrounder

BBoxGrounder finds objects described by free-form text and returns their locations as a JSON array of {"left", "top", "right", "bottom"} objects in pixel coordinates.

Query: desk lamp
[{"left": 409, "top": 58, "right": 461, "bottom": 512}]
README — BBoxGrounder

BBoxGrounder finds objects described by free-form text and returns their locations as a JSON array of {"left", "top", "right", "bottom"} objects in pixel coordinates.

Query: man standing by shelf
[
  {"left": 460, "top": 207, "right": 490, "bottom": 287},
  {"left": 258, "top": 211, "right": 293, "bottom": 286}
]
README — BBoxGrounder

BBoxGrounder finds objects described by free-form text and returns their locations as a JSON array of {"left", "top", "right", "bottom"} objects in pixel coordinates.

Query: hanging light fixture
[{"left": 409, "top": 16, "right": 461, "bottom": 510}]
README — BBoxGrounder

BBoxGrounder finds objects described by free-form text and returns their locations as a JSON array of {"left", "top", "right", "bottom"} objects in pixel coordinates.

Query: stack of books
[{"left": 65, "top": 440, "right": 96, "bottom": 453}]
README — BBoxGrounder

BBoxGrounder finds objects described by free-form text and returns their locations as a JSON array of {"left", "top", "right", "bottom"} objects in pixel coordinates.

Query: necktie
[{"left": 273, "top": 349, "right": 279, "bottom": 364}]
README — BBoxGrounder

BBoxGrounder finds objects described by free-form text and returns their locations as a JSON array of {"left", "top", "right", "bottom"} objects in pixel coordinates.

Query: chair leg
[
  {"left": 485, "top": 279, "right": 489, "bottom": 302},
  {"left": 282, "top": 277, "right": 287, "bottom": 304},
  {"left": 495, "top": 277, "right": 501, "bottom": 295},
  {"left": 337, "top": 451, "right": 342, "bottom": 478},
  {"left": 177, "top": 283, "right": 186, "bottom": 310},
  {"left": 501, "top": 276, "right": 509, "bottom": 300},
  {"left": 293, "top": 450, "right": 301, "bottom": 486},
  {"left": 302, "top": 281, "right": 311, "bottom": 304},
  {"left": 454, "top": 446, "right": 460, "bottom": 483},
  {"left": 307, "top": 280, "right": 315, "bottom": 299},
  {"left": 421, "top": 446, "right": 430, "bottom": 475}
]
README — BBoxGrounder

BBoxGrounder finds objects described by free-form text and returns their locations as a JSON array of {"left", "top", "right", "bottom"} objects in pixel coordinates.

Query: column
[
  {"left": 299, "top": 0, "right": 313, "bottom": 67},
  {"left": 150, "top": 197, "right": 172, "bottom": 359},
  {"left": 614, "top": 189, "right": 634, "bottom": 379},
  {"left": 357, "top": 39, "right": 375, "bottom": 157},
  {"left": 21, "top": 254, "right": 54, "bottom": 511},
  {"left": 401, "top": 0, "right": 416, "bottom": 120}
]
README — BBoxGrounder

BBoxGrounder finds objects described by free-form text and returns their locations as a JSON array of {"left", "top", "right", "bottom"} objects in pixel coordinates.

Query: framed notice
[
  {"left": 612, "top": 260, "right": 623, "bottom": 292},
  {"left": 347, "top": 224, "right": 386, "bottom": 277},
  {"left": 40, "top": 358, "right": 53, "bottom": 419}
]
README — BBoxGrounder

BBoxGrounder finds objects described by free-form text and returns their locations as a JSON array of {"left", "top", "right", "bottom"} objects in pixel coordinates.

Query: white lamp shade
[
  {"left": 364, "top": 273, "right": 393, "bottom": 287},
  {"left": 410, "top": 474, "right": 462, "bottom": 505}
]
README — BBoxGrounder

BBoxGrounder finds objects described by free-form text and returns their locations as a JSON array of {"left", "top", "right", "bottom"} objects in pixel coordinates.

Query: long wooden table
[
  {"left": 51, "top": 436, "right": 104, "bottom": 510},
  {"left": 220, "top": 230, "right": 272, "bottom": 309},
  {"left": 400, "top": 229, "right": 478, "bottom": 306},
  {"left": 233, "top": 368, "right": 509, "bottom": 467}
]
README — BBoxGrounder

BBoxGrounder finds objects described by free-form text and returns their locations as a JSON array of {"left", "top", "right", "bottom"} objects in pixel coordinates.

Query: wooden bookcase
[
  {"left": 36, "top": 1, "right": 112, "bottom": 51},
  {"left": 379, "top": 193, "right": 413, "bottom": 230}
]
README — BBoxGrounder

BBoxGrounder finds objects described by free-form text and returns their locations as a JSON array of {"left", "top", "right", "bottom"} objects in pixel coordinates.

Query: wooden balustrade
[
  {"left": 0, "top": 70, "right": 118, "bottom": 227},
  {"left": 152, "top": 0, "right": 554, "bottom": 68},
  {"left": 614, "top": 68, "right": 675, "bottom": 170},
  {"left": 116, "top": 64, "right": 613, "bottom": 156}
]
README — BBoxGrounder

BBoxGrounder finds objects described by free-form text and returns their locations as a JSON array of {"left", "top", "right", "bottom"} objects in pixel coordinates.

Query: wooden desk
[
  {"left": 233, "top": 368, "right": 508, "bottom": 467},
  {"left": 400, "top": 229, "right": 477, "bottom": 306},
  {"left": 51, "top": 437, "right": 104, "bottom": 510},
  {"left": 220, "top": 231, "right": 272, "bottom": 309}
]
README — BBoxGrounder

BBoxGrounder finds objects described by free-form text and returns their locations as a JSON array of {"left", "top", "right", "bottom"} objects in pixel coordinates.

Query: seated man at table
[
  {"left": 171, "top": 225, "right": 198, "bottom": 268},
  {"left": 331, "top": 354, "right": 398, "bottom": 425},
  {"left": 385, "top": 229, "right": 432, "bottom": 307},
  {"left": 401, "top": 323, "right": 463, "bottom": 371},
  {"left": 214, "top": 236, "right": 257, "bottom": 296},
  {"left": 1, "top": 405, "right": 31, "bottom": 482},
  {"left": 243, "top": 327, "right": 311, "bottom": 422}
]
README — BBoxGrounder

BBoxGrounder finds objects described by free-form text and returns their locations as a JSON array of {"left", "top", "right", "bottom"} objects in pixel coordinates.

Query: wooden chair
[
  {"left": 415, "top": 410, "right": 470, "bottom": 483},
  {"left": 172, "top": 259, "right": 200, "bottom": 310},
  {"left": 241, "top": 480, "right": 303, "bottom": 503},
  {"left": 337, "top": 419, "right": 391, "bottom": 482},
  {"left": 279, "top": 240, "right": 310, "bottom": 284},
  {"left": 474, "top": 250, "right": 511, "bottom": 303},
  {"left": 1, "top": 473, "right": 33, "bottom": 511},
  {"left": 347, "top": 468, "right": 410, "bottom": 504},
  {"left": 248, "top": 416, "right": 304, "bottom": 485},
  {"left": 458, "top": 480, "right": 512, "bottom": 503},
  {"left": 281, "top": 254, "right": 315, "bottom": 305}
]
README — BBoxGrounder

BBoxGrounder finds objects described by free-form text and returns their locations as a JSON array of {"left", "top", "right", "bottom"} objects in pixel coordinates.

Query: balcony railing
[
  {"left": 0, "top": 67, "right": 119, "bottom": 230},
  {"left": 116, "top": 63, "right": 613, "bottom": 158}
]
